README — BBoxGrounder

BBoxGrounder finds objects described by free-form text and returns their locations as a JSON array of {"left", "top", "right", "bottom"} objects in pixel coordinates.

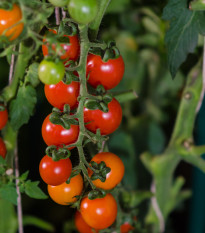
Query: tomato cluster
[{"left": 0, "top": 105, "right": 8, "bottom": 159}]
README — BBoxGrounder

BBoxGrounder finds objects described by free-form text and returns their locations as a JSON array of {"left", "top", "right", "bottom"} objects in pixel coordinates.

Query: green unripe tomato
[
  {"left": 48, "top": 0, "right": 68, "bottom": 7},
  {"left": 38, "top": 60, "right": 65, "bottom": 85},
  {"left": 68, "top": 0, "right": 98, "bottom": 24}
]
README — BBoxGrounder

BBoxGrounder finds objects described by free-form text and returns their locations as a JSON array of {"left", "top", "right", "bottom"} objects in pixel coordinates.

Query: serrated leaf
[
  {"left": 25, "top": 63, "right": 40, "bottom": 87},
  {"left": 25, "top": 181, "right": 47, "bottom": 199},
  {"left": 0, "top": 185, "right": 18, "bottom": 205},
  {"left": 9, "top": 85, "right": 37, "bottom": 131},
  {"left": 162, "top": 0, "right": 205, "bottom": 77}
]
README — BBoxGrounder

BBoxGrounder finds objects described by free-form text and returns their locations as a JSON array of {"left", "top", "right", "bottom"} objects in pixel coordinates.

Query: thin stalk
[
  {"left": 55, "top": 7, "right": 60, "bottom": 25},
  {"left": 8, "top": 47, "right": 16, "bottom": 85}
]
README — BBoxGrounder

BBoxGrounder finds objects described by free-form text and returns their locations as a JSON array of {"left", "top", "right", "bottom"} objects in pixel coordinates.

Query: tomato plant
[
  {"left": 74, "top": 211, "right": 99, "bottom": 233},
  {"left": 48, "top": 174, "right": 83, "bottom": 205},
  {"left": 39, "top": 155, "right": 72, "bottom": 186},
  {"left": 42, "top": 29, "right": 80, "bottom": 63},
  {"left": 68, "top": 0, "right": 98, "bottom": 24},
  {"left": 0, "top": 137, "right": 6, "bottom": 159},
  {"left": 84, "top": 98, "right": 122, "bottom": 135},
  {"left": 0, "top": 106, "right": 8, "bottom": 130},
  {"left": 38, "top": 60, "right": 65, "bottom": 85},
  {"left": 41, "top": 114, "right": 79, "bottom": 147},
  {"left": 86, "top": 54, "right": 125, "bottom": 90},
  {"left": 44, "top": 81, "right": 80, "bottom": 110},
  {"left": 0, "top": 4, "right": 24, "bottom": 41},
  {"left": 80, "top": 193, "right": 118, "bottom": 230},
  {"left": 48, "top": 0, "right": 68, "bottom": 7},
  {"left": 88, "top": 152, "right": 125, "bottom": 190}
]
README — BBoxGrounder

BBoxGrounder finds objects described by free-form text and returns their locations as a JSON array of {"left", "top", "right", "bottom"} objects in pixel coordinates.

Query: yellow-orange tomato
[
  {"left": 80, "top": 194, "right": 117, "bottom": 230},
  {"left": 88, "top": 152, "right": 125, "bottom": 190},
  {"left": 74, "top": 211, "right": 99, "bottom": 233},
  {"left": 0, "top": 4, "right": 24, "bottom": 41},
  {"left": 47, "top": 174, "right": 83, "bottom": 205}
]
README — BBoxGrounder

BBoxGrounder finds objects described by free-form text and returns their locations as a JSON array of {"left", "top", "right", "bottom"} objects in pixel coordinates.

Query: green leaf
[
  {"left": 9, "top": 85, "right": 37, "bottom": 131},
  {"left": 25, "top": 181, "right": 47, "bottom": 199},
  {"left": 106, "top": 0, "right": 130, "bottom": 13},
  {"left": 162, "top": 0, "right": 205, "bottom": 77},
  {"left": 0, "top": 184, "right": 18, "bottom": 205},
  {"left": 19, "top": 171, "right": 29, "bottom": 181},
  {"left": 25, "top": 63, "right": 40, "bottom": 87}
]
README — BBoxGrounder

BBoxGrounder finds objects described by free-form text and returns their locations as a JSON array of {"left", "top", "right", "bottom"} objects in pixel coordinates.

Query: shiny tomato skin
[
  {"left": 120, "top": 222, "right": 134, "bottom": 233},
  {"left": 0, "top": 4, "right": 24, "bottom": 41},
  {"left": 44, "top": 81, "right": 80, "bottom": 110},
  {"left": 88, "top": 152, "right": 125, "bottom": 190},
  {"left": 48, "top": 174, "right": 83, "bottom": 205},
  {"left": 84, "top": 98, "right": 122, "bottom": 135},
  {"left": 75, "top": 211, "right": 99, "bottom": 233},
  {"left": 86, "top": 54, "right": 125, "bottom": 90},
  {"left": 0, "top": 106, "right": 8, "bottom": 130},
  {"left": 0, "top": 138, "right": 6, "bottom": 159},
  {"left": 80, "top": 194, "right": 117, "bottom": 230},
  {"left": 39, "top": 155, "right": 72, "bottom": 186},
  {"left": 42, "top": 29, "right": 80, "bottom": 62},
  {"left": 42, "top": 114, "right": 79, "bottom": 147}
]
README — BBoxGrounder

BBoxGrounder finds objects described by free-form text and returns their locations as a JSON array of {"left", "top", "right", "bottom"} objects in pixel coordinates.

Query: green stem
[{"left": 89, "top": 0, "right": 112, "bottom": 40}]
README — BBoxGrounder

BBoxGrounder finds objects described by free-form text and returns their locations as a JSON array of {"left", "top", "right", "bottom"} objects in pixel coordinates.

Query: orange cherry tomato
[
  {"left": 0, "top": 105, "right": 8, "bottom": 130},
  {"left": 0, "top": 4, "right": 24, "bottom": 41},
  {"left": 80, "top": 193, "right": 117, "bottom": 230},
  {"left": 0, "top": 137, "right": 6, "bottom": 159},
  {"left": 74, "top": 211, "right": 99, "bottom": 233},
  {"left": 120, "top": 222, "right": 134, "bottom": 233},
  {"left": 48, "top": 174, "right": 83, "bottom": 205},
  {"left": 88, "top": 152, "right": 125, "bottom": 190}
]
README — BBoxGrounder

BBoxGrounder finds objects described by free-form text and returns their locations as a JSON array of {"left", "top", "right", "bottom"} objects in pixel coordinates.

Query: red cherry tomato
[
  {"left": 84, "top": 98, "right": 122, "bottom": 135},
  {"left": 42, "top": 114, "right": 79, "bottom": 147},
  {"left": 0, "top": 4, "right": 24, "bottom": 41},
  {"left": 0, "top": 105, "right": 8, "bottom": 130},
  {"left": 42, "top": 29, "right": 80, "bottom": 63},
  {"left": 88, "top": 152, "right": 125, "bottom": 190},
  {"left": 0, "top": 138, "right": 6, "bottom": 159},
  {"left": 39, "top": 155, "right": 72, "bottom": 186},
  {"left": 74, "top": 211, "right": 99, "bottom": 233},
  {"left": 86, "top": 54, "right": 125, "bottom": 90},
  {"left": 48, "top": 174, "right": 83, "bottom": 205},
  {"left": 44, "top": 80, "right": 80, "bottom": 110},
  {"left": 80, "top": 193, "right": 117, "bottom": 230},
  {"left": 120, "top": 222, "right": 134, "bottom": 233}
]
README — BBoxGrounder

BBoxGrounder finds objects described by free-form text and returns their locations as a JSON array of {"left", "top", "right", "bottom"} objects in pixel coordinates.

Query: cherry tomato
[
  {"left": 42, "top": 29, "right": 80, "bottom": 63},
  {"left": 0, "top": 105, "right": 8, "bottom": 130},
  {"left": 0, "top": 4, "right": 24, "bottom": 41},
  {"left": 68, "top": 0, "right": 98, "bottom": 24},
  {"left": 48, "top": 174, "right": 83, "bottom": 205},
  {"left": 0, "top": 138, "right": 6, "bottom": 159},
  {"left": 44, "top": 81, "right": 80, "bottom": 110},
  {"left": 39, "top": 155, "right": 72, "bottom": 186},
  {"left": 88, "top": 152, "right": 124, "bottom": 190},
  {"left": 48, "top": 0, "right": 68, "bottom": 7},
  {"left": 42, "top": 114, "right": 79, "bottom": 147},
  {"left": 38, "top": 60, "right": 65, "bottom": 85},
  {"left": 86, "top": 54, "right": 125, "bottom": 90},
  {"left": 120, "top": 222, "right": 134, "bottom": 233},
  {"left": 74, "top": 211, "right": 99, "bottom": 233},
  {"left": 84, "top": 98, "right": 122, "bottom": 135},
  {"left": 80, "top": 193, "right": 117, "bottom": 230}
]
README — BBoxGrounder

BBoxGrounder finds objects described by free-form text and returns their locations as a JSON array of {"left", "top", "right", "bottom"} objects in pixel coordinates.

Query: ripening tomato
[
  {"left": 44, "top": 81, "right": 80, "bottom": 110},
  {"left": 68, "top": 0, "right": 98, "bottom": 24},
  {"left": 42, "top": 29, "right": 80, "bottom": 63},
  {"left": 120, "top": 222, "right": 134, "bottom": 233},
  {"left": 84, "top": 98, "right": 122, "bottom": 135},
  {"left": 80, "top": 194, "right": 117, "bottom": 230},
  {"left": 48, "top": 174, "right": 83, "bottom": 205},
  {"left": 38, "top": 60, "right": 65, "bottom": 85},
  {"left": 88, "top": 152, "right": 125, "bottom": 190},
  {"left": 74, "top": 211, "right": 99, "bottom": 233},
  {"left": 42, "top": 114, "right": 79, "bottom": 147},
  {"left": 0, "top": 105, "right": 8, "bottom": 130},
  {"left": 0, "top": 137, "right": 6, "bottom": 159},
  {"left": 86, "top": 54, "right": 125, "bottom": 90},
  {"left": 0, "top": 4, "right": 24, "bottom": 41},
  {"left": 39, "top": 155, "right": 72, "bottom": 186}
]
